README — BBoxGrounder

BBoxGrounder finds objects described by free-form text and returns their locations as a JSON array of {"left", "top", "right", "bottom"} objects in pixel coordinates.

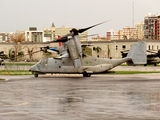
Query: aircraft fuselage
[{"left": 29, "top": 56, "right": 130, "bottom": 75}]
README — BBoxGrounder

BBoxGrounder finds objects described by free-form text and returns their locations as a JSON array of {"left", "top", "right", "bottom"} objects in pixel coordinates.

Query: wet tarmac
[{"left": 0, "top": 74, "right": 160, "bottom": 120}]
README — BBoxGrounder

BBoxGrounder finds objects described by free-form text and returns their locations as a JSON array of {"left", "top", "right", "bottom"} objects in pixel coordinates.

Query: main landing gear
[{"left": 83, "top": 73, "right": 91, "bottom": 77}]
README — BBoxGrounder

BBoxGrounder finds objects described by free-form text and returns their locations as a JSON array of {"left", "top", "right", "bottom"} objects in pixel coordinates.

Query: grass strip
[
  {"left": 0, "top": 70, "right": 160, "bottom": 75},
  {"left": 108, "top": 71, "right": 160, "bottom": 74},
  {"left": 4, "top": 62, "right": 35, "bottom": 66},
  {"left": 0, "top": 70, "right": 32, "bottom": 75}
]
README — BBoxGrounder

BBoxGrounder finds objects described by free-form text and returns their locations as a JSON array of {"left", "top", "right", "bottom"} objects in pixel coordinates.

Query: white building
[
  {"left": 25, "top": 27, "right": 43, "bottom": 42},
  {"left": 43, "top": 23, "right": 55, "bottom": 42}
]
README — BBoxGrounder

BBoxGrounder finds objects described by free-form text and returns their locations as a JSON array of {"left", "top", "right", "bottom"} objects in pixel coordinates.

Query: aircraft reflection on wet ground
[{"left": 0, "top": 75, "right": 160, "bottom": 119}]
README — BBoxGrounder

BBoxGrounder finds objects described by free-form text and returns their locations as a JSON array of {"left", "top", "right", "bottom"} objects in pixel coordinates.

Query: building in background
[
  {"left": 25, "top": 27, "right": 43, "bottom": 42},
  {"left": 23, "top": 23, "right": 89, "bottom": 42},
  {"left": 135, "top": 22, "right": 144, "bottom": 40},
  {"left": 2, "top": 12, "right": 160, "bottom": 43},
  {"left": 106, "top": 30, "right": 118, "bottom": 40},
  {"left": 43, "top": 23, "right": 55, "bottom": 42},
  {"left": 91, "top": 36, "right": 107, "bottom": 41},
  {"left": 0, "top": 33, "right": 11, "bottom": 42},
  {"left": 106, "top": 27, "right": 138, "bottom": 40},
  {"left": 106, "top": 32, "right": 111, "bottom": 40},
  {"left": 144, "top": 13, "right": 160, "bottom": 40},
  {"left": 122, "top": 26, "right": 138, "bottom": 40},
  {"left": 55, "top": 26, "right": 88, "bottom": 41}
]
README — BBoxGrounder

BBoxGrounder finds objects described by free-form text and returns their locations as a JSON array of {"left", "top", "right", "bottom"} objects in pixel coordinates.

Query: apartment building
[
  {"left": 144, "top": 14, "right": 160, "bottom": 40},
  {"left": 135, "top": 22, "right": 144, "bottom": 40},
  {"left": 106, "top": 26, "right": 138, "bottom": 40},
  {"left": 122, "top": 26, "right": 138, "bottom": 40},
  {"left": 106, "top": 30, "right": 120, "bottom": 40}
]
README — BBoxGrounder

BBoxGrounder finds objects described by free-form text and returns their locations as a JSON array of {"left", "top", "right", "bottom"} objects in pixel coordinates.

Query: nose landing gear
[
  {"left": 34, "top": 73, "right": 38, "bottom": 77},
  {"left": 83, "top": 72, "right": 91, "bottom": 77}
]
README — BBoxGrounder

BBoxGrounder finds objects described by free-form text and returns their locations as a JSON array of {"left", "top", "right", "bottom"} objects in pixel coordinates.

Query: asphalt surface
[{"left": 0, "top": 66, "right": 160, "bottom": 120}]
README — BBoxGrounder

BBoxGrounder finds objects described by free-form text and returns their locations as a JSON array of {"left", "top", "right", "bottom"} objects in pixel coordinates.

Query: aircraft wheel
[
  {"left": 87, "top": 74, "right": 91, "bottom": 77},
  {"left": 34, "top": 74, "right": 38, "bottom": 77},
  {"left": 83, "top": 73, "right": 91, "bottom": 77},
  {"left": 154, "top": 64, "right": 157, "bottom": 66}
]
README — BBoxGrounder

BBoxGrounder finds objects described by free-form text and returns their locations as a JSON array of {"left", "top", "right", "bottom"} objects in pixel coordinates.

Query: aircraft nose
[{"left": 29, "top": 65, "right": 39, "bottom": 72}]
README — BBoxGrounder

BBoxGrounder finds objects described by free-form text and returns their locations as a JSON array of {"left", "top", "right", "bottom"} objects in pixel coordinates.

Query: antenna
[{"left": 132, "top": 2, "right": 134, "bottom": 28}]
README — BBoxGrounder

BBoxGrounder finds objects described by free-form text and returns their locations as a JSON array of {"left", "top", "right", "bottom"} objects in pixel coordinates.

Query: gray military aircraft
[
  {"left": 121, "top": 49, "right": 160, "bottom": 66},
  {"left": 29, "top": 22, "right": 147, "bottom": 77}
]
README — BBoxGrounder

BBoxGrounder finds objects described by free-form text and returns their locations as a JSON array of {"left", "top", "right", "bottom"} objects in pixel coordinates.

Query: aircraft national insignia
[{"left": 85, "top": 61, "right": 89, "bottom": 64}]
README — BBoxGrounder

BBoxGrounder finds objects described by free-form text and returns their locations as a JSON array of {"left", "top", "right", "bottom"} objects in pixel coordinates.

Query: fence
[{"left": 0, "top": 65, "right": 32, "bottom": 71}]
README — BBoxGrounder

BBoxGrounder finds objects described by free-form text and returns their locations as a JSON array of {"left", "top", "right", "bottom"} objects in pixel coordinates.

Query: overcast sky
[{"left": 0, "top": 0, "right": 160, "bottom": 36}]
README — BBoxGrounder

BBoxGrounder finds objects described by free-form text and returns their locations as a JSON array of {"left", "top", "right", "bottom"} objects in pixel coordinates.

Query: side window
[
  {"left": 148, "top": 45, "right": 150, "bottom": 50},
  {"left": 122, "top": 45, "right": 126, "bottom": 50},
  {"left": 116, "top": 46, "right": 118, "bottom": 50}
]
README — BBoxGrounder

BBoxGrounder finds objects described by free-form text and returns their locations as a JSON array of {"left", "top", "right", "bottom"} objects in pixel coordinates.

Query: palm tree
[
  {"left": 107, "top": 45, "right": 110, "bottom": 58},
  {"left": 122, "top": 35, "right": 128, "bottom": 40}
]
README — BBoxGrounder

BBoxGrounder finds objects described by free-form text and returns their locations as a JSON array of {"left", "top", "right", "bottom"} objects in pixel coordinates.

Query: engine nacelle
[{"left": 68, "top": 39, "right": 82, "bottom": 67}]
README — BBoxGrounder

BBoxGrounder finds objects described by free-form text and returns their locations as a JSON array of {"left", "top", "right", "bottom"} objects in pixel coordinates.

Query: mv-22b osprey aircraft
[{"left": 29, "top": 22, "right": 147, "bottom": 77}]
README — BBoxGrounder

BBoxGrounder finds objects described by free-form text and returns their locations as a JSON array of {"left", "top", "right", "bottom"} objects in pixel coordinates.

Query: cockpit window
[{"left": 39, "top": 58, "right": 48, "bottom": 65}]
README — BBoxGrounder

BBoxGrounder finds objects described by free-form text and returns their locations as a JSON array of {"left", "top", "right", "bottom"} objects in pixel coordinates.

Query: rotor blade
[
  {"left": 78, "top": 19, "right": 112, "bottom": 33},
  {"left": 22, "top": 50, "right": 42, "bottom": 58},
  {"left": 81, "top": 44, "right": 93, "bottom": 47},
  {"left": 40, "top": 46, "right": 50, "bottom": 49},
  {"left": 12, "top": 48, "right": 42, "bottom": 61},
  {"left": 31, "top": 50, "right": 42, "bottom": 54},
  {"left": 48, "top": 36, "right": 70, "bottom": 43},
  {"left": 53, "top": 37, "right": 68, "bottom": 42},
  {"left": 9, "top": 50, "right": 42, "bottom": 60},
  {"left": 48, "top": 32, "right": 73, "bottom": 43}
]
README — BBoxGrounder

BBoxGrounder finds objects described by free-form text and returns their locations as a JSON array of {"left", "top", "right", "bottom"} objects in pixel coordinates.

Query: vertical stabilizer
[{"left": 127, "top": 41, "right": 146, "bottom": 64}]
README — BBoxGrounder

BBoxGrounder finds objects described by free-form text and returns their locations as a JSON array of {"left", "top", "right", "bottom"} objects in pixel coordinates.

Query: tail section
[{"left": 127, "top": 41, "right": 146, "bottom": 64}]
